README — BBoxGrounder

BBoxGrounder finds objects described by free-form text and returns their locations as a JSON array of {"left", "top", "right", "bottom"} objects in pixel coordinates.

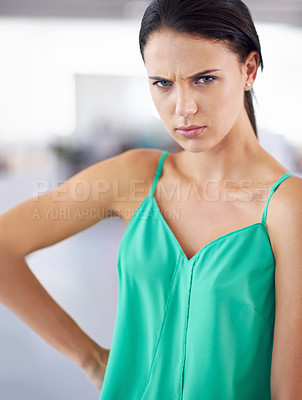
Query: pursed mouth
[
  {"left": 176, "top": 125, "right": 206, "bottom": 132},
  {"left": 176, "top": 126, "right": 207, "bottom": 137}
]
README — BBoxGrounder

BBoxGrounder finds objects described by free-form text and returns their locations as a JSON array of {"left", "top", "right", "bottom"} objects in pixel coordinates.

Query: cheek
[
  {"left": 208, "top": 82, "right": 243, "bottom": 122},
  {"left": 150, "top": 88, "right": 161, "bottom": 111},
  {"left": 151, "top": 91, "right": 173, "bottom": 121}
]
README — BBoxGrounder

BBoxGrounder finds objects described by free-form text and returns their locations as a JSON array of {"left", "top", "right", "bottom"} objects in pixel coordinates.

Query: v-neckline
[{"left": 151, "top": 195, "right": 269, "bottom": 262}]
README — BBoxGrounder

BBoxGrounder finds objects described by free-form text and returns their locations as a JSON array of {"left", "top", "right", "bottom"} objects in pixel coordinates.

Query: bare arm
[
  {"left": 0, "top": 148, "right": 141, "bottom": 390},
  {"left": 269, "top": 176, "right": 302, "bottom": 399}
]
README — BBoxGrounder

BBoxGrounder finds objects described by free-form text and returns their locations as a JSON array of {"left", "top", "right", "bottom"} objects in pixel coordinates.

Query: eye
[
  {"left": 152, "top": 80, "right": 172, "bottom": 88},
  {"left": 196, "top": 75, "right": 217, "bottom": 84}
]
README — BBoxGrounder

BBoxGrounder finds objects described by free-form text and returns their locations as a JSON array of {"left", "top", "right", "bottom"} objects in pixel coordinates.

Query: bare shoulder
[
  {"left": 266, "top": 174, "right": 302, "bottom": 261},
  {"left": 58, "top": 146, "right": 164, "bottom": 218},
  {"left": 107, "top": 148, "right": 165, "bottom": 221},
  {"left": 76, "top": 147, "right": 163, "bottom": 192},
  {"left": 112, "top": 147, "right": 164, "bottom": 192},
  {"left": 118, "top": 147, "right": 164, "bottom": 178},
  {"left": 0, "top": 147, "right": 163, "bottom": 256}
]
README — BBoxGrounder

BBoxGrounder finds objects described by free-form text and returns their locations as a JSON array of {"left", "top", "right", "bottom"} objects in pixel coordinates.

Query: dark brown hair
[{"left": 139, "top": 0, "right": 264, "bottom": 138}]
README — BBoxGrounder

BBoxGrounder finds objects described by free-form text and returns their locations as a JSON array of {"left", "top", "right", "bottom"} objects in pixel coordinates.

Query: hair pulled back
[{"left": 139, "top": 0, "right": 264, "bottom": 138}]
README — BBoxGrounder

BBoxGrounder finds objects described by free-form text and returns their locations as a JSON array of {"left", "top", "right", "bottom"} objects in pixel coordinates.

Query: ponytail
[{"left": 244, "top": 89, "right": 258, "bottom": 138}]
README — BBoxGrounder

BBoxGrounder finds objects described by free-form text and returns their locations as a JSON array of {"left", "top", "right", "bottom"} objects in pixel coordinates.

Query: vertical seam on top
[
  {"left": 137, "top": 251, "right": 181, "bottom": 400},
  {"left": 179, "top": 260, "right": 196, "bottom": 399}
]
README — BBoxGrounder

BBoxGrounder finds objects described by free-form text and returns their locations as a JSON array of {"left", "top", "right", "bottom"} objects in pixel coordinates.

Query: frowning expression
[{"left": 144, "top": 29, "right": 250, "bottom": 151}]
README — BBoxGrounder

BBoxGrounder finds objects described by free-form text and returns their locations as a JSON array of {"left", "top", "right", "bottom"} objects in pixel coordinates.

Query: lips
[{"left": 176, "top": 125, "right": 206, "bottom": 138}]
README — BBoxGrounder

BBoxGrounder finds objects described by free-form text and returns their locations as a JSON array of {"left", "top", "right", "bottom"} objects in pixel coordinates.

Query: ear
[{"left": 244, "top": 51, "right": 260, "bottom": 90}]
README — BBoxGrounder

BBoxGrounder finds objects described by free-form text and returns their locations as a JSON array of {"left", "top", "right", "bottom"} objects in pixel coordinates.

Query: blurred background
[{"left": 0, "top": 1, "right": 302, "bottom": 399}]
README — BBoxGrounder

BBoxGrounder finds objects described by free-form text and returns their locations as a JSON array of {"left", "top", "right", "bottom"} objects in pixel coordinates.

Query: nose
[{"left": 175, "top": 87, "right": 198, "bottom": 117}]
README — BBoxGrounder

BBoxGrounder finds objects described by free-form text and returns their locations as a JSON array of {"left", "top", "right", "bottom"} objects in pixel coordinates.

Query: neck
[{"left": 182, "top": 110, "right": 262, "bottom": 186}]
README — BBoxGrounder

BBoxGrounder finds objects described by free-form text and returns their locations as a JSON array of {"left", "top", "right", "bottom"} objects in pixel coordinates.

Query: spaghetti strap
[
  {"left": 149, "top": 150, "right": 169, "bottom": 197},
  {"left": 261, "top": 172, "right": 295, "bottom": 225}
]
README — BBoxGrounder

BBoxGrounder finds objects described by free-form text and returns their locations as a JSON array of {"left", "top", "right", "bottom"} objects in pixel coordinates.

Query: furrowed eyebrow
[
  {"left": 148, "top": 69, "right": 221, "bottom": 81},
  {"left": 187, "top": 69, "right": 221, "bottom": 79}
]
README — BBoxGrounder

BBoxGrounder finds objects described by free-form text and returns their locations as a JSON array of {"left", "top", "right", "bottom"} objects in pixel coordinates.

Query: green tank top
[{"left": 99, "top": 150, "right": 295, "bottom": 400}]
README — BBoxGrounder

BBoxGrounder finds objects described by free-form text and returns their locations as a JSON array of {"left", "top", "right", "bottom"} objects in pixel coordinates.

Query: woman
[{"left": 0, "top": 0, "right": 301, "bottom": 398}]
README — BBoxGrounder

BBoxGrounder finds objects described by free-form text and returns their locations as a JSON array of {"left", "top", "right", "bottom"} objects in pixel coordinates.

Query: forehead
[{"left": 144, "top": 29, "right": 239, "bottom": 75}]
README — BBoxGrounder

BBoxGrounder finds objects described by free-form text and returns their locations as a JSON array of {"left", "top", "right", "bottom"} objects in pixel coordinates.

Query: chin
[{"left": 178, "top": 140, "right": 211, "bottom": 153}]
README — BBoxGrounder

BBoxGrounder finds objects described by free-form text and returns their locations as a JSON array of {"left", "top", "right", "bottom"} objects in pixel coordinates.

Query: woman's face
[{"left": 144, "top": 29, "right": 252, "bottom": 152}]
